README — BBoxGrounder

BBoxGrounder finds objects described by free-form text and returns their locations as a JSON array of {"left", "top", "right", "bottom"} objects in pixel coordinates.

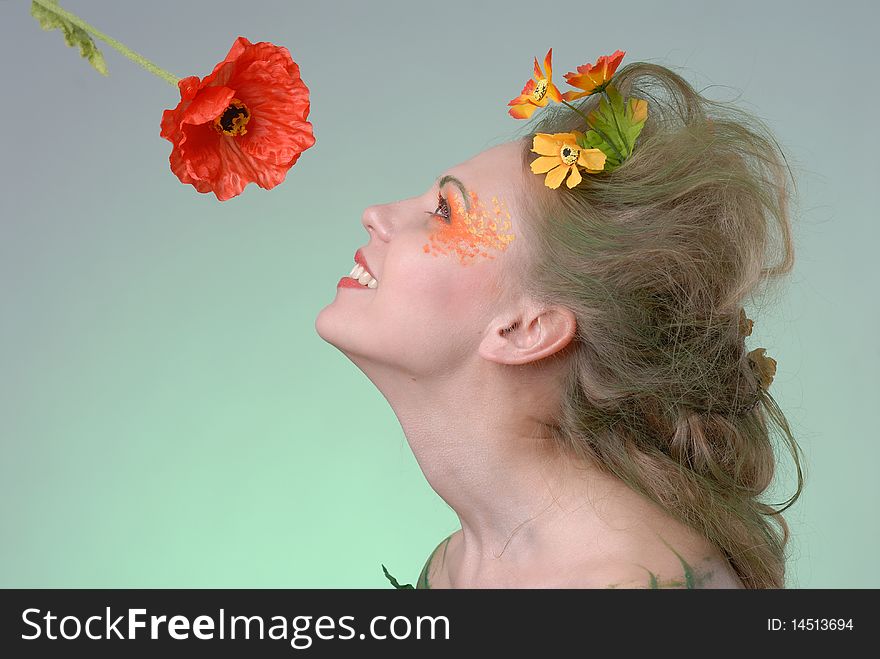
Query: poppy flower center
[
  {"left": 213, "top": 98, "right": 251, "bottom": 137},
  {"left": 532, "top": 79, "right": 548, "bottom": 102},
  {"left": 560, "top": 145, "right": 579, "bottom": 166}
]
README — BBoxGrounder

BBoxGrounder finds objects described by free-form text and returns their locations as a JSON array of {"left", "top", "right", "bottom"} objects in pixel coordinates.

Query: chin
[
  {"left": 314, "top": 303, "right": 341, "bottom": 345},
  {"left": 315, "top": 303, "right": 367, "bottom": 356}
]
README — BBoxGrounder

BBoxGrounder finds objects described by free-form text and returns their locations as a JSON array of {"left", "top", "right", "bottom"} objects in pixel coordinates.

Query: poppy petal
[
  {"left": 178, "top": 123, "right": 287, "bottom": 201},
  {"left": 181, "top": 86, "right": 235, "bottom": 126},
  {"left": 167, "top": 133, "right": 200, "bottom": 186},
  {"left": 561, "top": 89, "right": 589, "bottom": 102},
  {"left": 234, "top": 62, "right": 314, "bottom": 163},
  {"left": 543, "top": 48, "right": 553, "bottom": 81},
  {"left": 565, "top": 71, "right": 601, "bottom": 93},
  {"left": 214, "top": 137, "right": 292, "bottom": 199},
  {"left": 509, "top": 102, "right": 537, "bottom": 119},
  {"left": 198, "top": 36, "right": 253, "bottom": 88},
  {"left": 177, "top": 75, "right": 202, "bottom": 101},
  {"left": 604, "top": 49, "right": 625, "bottom": 78}
]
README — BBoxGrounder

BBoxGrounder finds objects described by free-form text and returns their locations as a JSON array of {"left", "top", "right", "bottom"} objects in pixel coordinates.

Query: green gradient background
[{"left": 1, "top": 0, "right": 876, "bottom": 588}]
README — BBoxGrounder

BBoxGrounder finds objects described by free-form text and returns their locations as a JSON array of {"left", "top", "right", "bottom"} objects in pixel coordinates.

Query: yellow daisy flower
[{"left": 529, "top": 132, "right": 606, "bottom": 189}]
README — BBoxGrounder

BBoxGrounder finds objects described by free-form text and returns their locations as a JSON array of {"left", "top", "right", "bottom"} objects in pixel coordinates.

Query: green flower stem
[
  {"left": 32, "top": 0, "right": 180, "bottom": 88},
  {"left": 560, "top": 98, "right": 624, "bottom": 162},
  {"left": 603, "top": 87, "right": 629, "bottom": 154},
  {"left": 588, "top": 123, "right": 626, "bottom": 162},
  {"left": 559, "top": 98, "right": 592, "bottom": 125}
]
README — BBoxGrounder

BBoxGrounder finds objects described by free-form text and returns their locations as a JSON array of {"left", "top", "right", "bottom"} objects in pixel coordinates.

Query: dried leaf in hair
[
  {"left": 747, "top": 348, "right": 776, "bottom": 389},
  {"left": 738, "top": 308, "right": 753, "bottom": 337}
]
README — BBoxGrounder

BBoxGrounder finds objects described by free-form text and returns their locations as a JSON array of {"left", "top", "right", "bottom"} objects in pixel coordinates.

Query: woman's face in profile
[{"left": 316, "top": 140, "right": 527, "bottom": 373}]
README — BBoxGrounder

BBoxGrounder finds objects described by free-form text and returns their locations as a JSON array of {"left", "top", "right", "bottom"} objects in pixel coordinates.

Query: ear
[{"left": 478, "top": 305, "right": 577, "bottom": 365}]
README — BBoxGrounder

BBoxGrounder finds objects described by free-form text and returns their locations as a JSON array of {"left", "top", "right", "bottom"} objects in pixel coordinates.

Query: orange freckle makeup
[{"left": 423, "top": 190, "right": 516, "bottom": 265}]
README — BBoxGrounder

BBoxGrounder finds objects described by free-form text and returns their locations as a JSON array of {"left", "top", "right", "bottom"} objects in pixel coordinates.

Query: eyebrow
[{"left": 435, "top": 174, "right": 471, "bottom": 212}]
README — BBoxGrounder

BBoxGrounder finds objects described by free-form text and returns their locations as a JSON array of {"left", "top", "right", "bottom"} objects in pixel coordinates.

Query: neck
[{"left": 349, "top": 349, "right": 626, "bottom": 585}]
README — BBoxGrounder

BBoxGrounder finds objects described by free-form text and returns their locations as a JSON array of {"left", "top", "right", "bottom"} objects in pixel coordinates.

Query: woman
[{"left": 315, "top": 58, "right": 803, "bottom": 589}]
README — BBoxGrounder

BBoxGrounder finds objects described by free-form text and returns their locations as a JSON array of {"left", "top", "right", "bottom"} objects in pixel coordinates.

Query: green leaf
[
  {"left": 587, "top": 87, "right": 628, "bottom": 157},
  {"left": 381, "top": 564, "right": 415, "bottom": 589},
  {"left": 31, "top": 0, "right": 108, "bottom": 76},
  {"left": 580, "top": 128, "right": 624, "bottom": 171},
  {"left": 582, "top": 84, "right": 648, "bottom": 171}
]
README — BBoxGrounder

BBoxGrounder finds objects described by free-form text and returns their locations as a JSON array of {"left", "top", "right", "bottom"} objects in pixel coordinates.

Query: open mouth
[
  {"left": 337, "top": 249, "right": 379, "bottom": 289},
  {"left": 337, "top": 263, "right": 377, "bottom": 289}
]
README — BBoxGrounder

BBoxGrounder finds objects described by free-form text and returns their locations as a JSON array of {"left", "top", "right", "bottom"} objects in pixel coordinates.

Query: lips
[{"left": 354, "top": 248, "right": 377, "bottom": 279}]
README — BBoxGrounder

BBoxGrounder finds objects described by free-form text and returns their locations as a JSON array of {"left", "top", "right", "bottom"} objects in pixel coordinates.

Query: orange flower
[
  {"left": 507, "top": 48, "right": 564, "bottom": 120},
  {"left": 529, "top": 132, "right": 606, "bottom": 189},
  {"left": 160, "top": 36, "right": 316, "bottom": 201},
  {"left": 561, "top": 50, "right": 626, "bottom": 101}
]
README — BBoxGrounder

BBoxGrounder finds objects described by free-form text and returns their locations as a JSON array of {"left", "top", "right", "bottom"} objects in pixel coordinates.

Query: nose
[{"left": 361, "top": 204, "right": 392, "bottom": 242}]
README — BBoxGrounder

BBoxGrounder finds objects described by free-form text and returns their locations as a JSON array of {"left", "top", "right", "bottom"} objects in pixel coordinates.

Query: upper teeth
[{"left": 349, "top": 263, "right": 378, "bottom": 288}]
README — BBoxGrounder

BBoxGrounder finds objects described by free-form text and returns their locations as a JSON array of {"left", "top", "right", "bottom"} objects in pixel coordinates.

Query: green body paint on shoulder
[
  {"left": 416, "top": 533, "right": 454, "bottom": 589},
  {"left": 625, "top": 541, "right": 715, "bottom": 589}
]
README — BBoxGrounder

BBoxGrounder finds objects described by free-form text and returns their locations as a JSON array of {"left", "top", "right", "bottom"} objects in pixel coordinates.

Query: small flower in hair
[
  {"left": 508, "top": 48, "right": 647, "bottom": 187},
  {"left": 529, "top": 132, "right": 606, "bottom": 189},
  {"left": 561, "top": 49, "right": 626, "bottom": 100},
  {"left": 507, "top": 48, "right": 564, "bottom": 120},
  {"left": 738, "top": 308, "right": 754, "bottom": 337},
  {"left": 747, "top": 348, "right": 777, "bottom": 390}
]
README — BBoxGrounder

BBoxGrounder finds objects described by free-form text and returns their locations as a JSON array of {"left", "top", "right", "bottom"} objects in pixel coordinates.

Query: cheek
[
  {"left": 422, "top": 191, "right": 516, "bottom": 266},
  {"left": 388, "top": 253, "right": 484, "bottom": 314},
  {"left": 381, "top": 251, "right": 495, "bottom": 335}
]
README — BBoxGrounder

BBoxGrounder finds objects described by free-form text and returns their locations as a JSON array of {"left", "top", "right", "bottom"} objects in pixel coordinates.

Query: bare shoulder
[
  {"left": 420, "top": 530, "right": 459, "bottom": 589},
  {"left": 568, "top": 493, "right": 747, "bottom": 589},
  {"left": 568, "top": 543, "right": 744, "bottom": 589},
  {"left": 421, "top": 526, "right": 744, "bottom": 589}
]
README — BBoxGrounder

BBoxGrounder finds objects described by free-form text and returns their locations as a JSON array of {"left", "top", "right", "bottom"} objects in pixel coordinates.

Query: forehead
[
  {"left": 435, "top": 142, "right": 531, "bottom": 275},
  {"left": 438, "top": 142, "right": 523, "bottom": 202}
]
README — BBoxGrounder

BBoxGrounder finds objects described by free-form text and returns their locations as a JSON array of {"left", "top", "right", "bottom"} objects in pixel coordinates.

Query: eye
[{"left": 424, "top": 190, "right": 452, "bottom": 224}]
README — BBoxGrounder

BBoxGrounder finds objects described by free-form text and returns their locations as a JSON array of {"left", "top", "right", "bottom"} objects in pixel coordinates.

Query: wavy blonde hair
[{"left": 508, "top": 62, "right": 804, "bottom": 588}]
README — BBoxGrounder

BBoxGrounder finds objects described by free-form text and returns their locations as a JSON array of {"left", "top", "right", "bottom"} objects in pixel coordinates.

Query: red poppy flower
[{"left": 160, "top": 36, "right": 316, "bottom": 201}]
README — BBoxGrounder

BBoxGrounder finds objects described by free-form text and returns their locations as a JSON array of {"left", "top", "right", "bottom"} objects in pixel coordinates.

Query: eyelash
[{"left": 425, "top": 190, "right": 452, "bottom": 224}]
